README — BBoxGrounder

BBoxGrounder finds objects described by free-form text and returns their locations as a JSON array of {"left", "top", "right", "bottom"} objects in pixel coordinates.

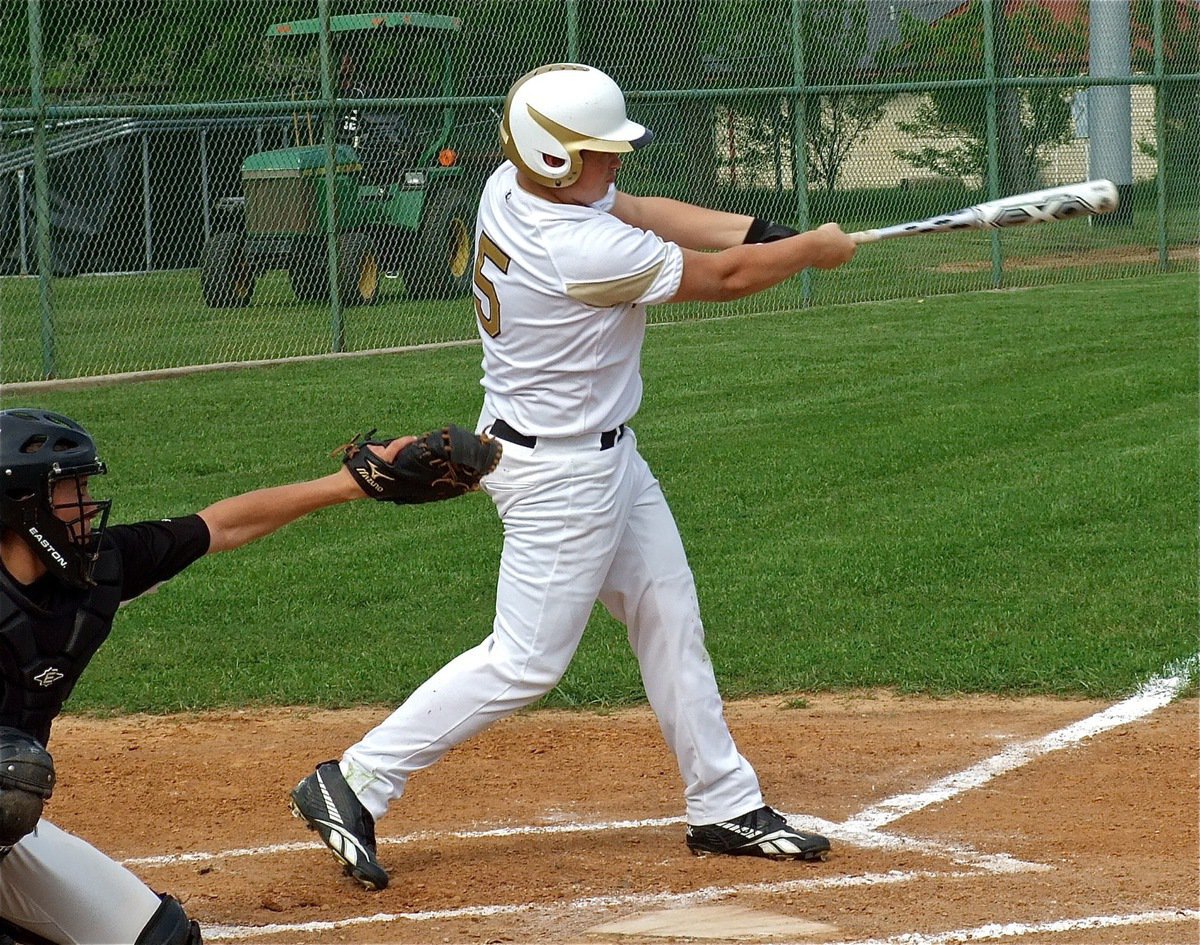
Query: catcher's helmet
[
  {"left": 499, "top": 63, "right": 653, "bottom": 189},
  {"left": 0, "top": 408, "right": 110, "bottom": 588}
]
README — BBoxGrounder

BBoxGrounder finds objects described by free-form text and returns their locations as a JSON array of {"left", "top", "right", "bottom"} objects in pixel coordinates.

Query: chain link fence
[{"left": 2, "top": 0, "right": 1197, "bottom": 384}]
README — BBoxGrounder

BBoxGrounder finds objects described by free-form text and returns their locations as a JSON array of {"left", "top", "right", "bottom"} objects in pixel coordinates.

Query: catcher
[{"left": 0, "top": 408, "right": 498, "bottom": 945}]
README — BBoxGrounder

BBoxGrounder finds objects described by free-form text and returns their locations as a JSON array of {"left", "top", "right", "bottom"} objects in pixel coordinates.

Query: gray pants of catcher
[{"left": 0, "top": 818, "right": 161, "bottom": 944}]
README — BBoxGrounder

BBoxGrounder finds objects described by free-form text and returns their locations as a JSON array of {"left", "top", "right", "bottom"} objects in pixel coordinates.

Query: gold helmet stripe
[{"left": 527, "top": 106, "right": 637, "bottom": 155}]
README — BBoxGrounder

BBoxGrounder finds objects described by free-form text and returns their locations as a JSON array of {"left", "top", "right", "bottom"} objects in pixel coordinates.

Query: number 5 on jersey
[{"left": 473, "top": 232, "right": 511, "bottom": 338}]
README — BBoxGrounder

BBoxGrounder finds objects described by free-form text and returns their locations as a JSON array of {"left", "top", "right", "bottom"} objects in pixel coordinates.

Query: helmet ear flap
[{"left": 500, "top": 67, "right": 584, "bottom": 187}]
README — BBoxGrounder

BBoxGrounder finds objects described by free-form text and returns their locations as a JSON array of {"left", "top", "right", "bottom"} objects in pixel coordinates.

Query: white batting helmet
[{"left": 499, "top": 63, "right": 653, "bottom": 189}]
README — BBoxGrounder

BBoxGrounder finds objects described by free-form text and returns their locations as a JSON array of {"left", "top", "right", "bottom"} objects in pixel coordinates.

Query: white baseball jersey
[
  {"left": 472, "top": 161, "right": 684, "bottom": 437},
  {"left": 341, "top": 159, "right": 765, "bottom": 830}
]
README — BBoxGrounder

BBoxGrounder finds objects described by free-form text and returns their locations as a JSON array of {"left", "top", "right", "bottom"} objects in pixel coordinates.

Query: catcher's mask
[
  {"left": 0, "top": 408, "right": 110, "bottom": 589},
  {"left": 499, "top": 63, "right": 653, "bottom": 189}
]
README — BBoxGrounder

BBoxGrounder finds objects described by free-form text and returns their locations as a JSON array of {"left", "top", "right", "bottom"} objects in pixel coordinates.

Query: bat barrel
[{"left": 847, "top": 179, "right": 1118, "bottom": 244}]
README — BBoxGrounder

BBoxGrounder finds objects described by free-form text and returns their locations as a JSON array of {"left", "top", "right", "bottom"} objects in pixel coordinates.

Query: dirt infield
[
  {"left": 933, "top": 243, "right": 1198, "bottom": 272},
  {"left": 49, "top": 690, "right": 1198, "bottom": 944}
]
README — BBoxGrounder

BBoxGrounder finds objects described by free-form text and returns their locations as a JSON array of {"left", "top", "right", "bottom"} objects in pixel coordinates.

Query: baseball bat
[{"left": 848, "top": 179, "right": 1119, "bottom": 244}]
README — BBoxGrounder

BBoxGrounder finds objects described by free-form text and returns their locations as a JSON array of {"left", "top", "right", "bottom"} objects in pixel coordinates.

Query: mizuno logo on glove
[{"left": 338, "top": 424, "right": 502, "bottom": 506}]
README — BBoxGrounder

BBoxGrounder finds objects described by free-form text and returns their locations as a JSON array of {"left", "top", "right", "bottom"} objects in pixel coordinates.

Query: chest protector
[{"left": 0, "top": 546, "right": 122, "bottom": 746}]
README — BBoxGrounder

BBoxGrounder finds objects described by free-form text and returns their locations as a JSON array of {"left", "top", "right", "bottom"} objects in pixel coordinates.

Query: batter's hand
[{"left": 806, "top": 223, "right": 857, "bottom": 269}]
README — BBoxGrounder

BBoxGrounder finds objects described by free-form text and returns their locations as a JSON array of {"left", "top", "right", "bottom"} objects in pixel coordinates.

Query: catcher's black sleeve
[{"left": 106, "top": 515, "right": 211, "bottom": 601}]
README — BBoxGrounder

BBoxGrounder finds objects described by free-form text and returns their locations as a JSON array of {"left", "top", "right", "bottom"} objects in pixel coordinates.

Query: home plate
[{"left": 587, "top": 903, "right": 837, "bottom": 939}]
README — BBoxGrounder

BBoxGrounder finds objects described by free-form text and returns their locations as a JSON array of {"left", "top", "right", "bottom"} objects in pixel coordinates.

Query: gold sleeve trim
[{"left": 566, "top": 260, "right": 665, "bottom": 307}]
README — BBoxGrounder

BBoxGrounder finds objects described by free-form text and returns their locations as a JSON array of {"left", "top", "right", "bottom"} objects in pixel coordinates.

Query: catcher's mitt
[{"left": 339, "top": 424, "right": 502, "bottom": 504}]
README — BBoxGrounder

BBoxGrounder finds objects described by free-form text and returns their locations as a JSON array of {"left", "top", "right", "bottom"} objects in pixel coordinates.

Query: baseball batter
[
  {"left": 0, "top": 409, "right": 489, "bottom": 944},
  {"left": 291, "top": 62, "right": 856, "bottom": 891}
]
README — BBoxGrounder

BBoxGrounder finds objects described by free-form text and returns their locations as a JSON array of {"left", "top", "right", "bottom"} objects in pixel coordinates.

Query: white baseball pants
[{"left": 342, "top": 424, "right": 763, "bottom": 825}]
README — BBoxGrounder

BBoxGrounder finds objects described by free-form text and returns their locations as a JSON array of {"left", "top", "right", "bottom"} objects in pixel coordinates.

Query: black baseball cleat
[
  {"left": 686, "top": 805, "right": 831, "bottom": 861},
  {"left": 290, "top": 761, "right": 390, "bottom": 890}
]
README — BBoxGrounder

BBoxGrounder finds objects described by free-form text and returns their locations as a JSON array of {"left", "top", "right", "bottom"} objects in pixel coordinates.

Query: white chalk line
[
  {"left": 845, "top": 655, "right": 1198, "bottom": 831},
  {"left": 797, "top": 818, "right": 1042, "bottom": 875},
  {"left": 127, "top": 654, "right": 1195, "bottom": 872},
  {"left": 123, "top": 815, "right": 1041, "bottom": 874},
  {"left": 139, "top": 655, "right": 1197, "bottom": 941},
  {"left": 203, "top": 868, "right": 970, "bottom": 940},
  {"left": 793, "top": 908, "right": 1200, "bottom": 945}
]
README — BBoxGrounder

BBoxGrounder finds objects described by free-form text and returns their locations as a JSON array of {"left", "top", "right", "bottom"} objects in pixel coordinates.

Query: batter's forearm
[
  {"left": 711, "top": 239, "right": 818, "bottom": 297},
  {"left": 673, "top": 225, "right": 856, "bottom": 303},
  {"left": 614, "top": 193, "right": 752, "bottom": 250}
]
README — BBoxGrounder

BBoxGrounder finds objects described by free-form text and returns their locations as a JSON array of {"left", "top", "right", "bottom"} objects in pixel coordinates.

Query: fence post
[
  {"left": 199, "top": 128, "right": 212, "bottom": 244},
  {"left": 317, "top": 0, "right": 345, "bottom": 353},
  {"left": 566, "top": 0, "right": 580, "bottom": 61},
  {"left": 27, "top": 0, "right": 55, "bottom": 378},
  {"left": 141, "top": 133, "right": 154, "bottom": 271},
  {"left": 789, "top": 0, "right": 812, "bottom": 306},
  {"left": 1152, "top": 0, "right": 1168, "bottom": 270},
  {"left": 16, "top": 169, "right": 29, "bottom": 276},
  {"left": 1089, "top": 0, "right": 1134, "bottom": 225},
  {"left": 980, "top": 0, "right": 1004, "bottom": 289}
]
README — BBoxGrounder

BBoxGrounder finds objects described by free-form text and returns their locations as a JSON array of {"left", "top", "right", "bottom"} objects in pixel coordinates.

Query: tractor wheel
[
  {"left": 289, "top": 237, "right": 331, "bottom": 303},
  {"left": 337, "top": 233, "right": 380, "bottom": 307},
  {"left": 402, "top": 187, "right": 474, "bottom": 301},
  {"left": 201, "top": 232, "right": 255, "bottom": 308},
  {"left": 289, "top": 235, "right": 380, "bottom": 306}
]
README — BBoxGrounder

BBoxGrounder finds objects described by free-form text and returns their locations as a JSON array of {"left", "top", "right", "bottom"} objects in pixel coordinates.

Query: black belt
[{"left": 491, "top": 419, "right": 625, "bottom": 451}]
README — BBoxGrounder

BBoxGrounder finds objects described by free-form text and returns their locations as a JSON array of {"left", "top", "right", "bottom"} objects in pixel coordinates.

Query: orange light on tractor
[{"left": 438, "top": 148, "right": 458, "bottom": 167}]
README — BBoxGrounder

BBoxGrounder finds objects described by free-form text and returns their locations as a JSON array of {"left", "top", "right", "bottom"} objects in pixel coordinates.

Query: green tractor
[{"left": 202, "top": 11, "right": 476, "bottom": 308}]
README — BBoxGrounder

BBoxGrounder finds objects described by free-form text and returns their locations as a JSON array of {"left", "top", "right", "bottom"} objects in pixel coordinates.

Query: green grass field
[{"left": 5, "top": 272, "right": 1196, "bottom": 715}]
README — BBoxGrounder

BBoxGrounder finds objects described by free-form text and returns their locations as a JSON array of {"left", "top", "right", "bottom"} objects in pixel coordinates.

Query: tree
[
  {"left": 677, "top": 0, "right": 893, "bottom": 205},
  {"left": 1132, "top": 0, "right": 1200, "bottom": 194},
  {"left": 881, "top": 0, "right": 1085, "bottom": 193},
  {"left": 800, "top": 0, "right": 894, "bottom": 193},
  {"left": 578, "top": 0, "right": 719, "bottom": 204},
  {"left": 6, "top": 0, "right": 313, "bottom": 104}
]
